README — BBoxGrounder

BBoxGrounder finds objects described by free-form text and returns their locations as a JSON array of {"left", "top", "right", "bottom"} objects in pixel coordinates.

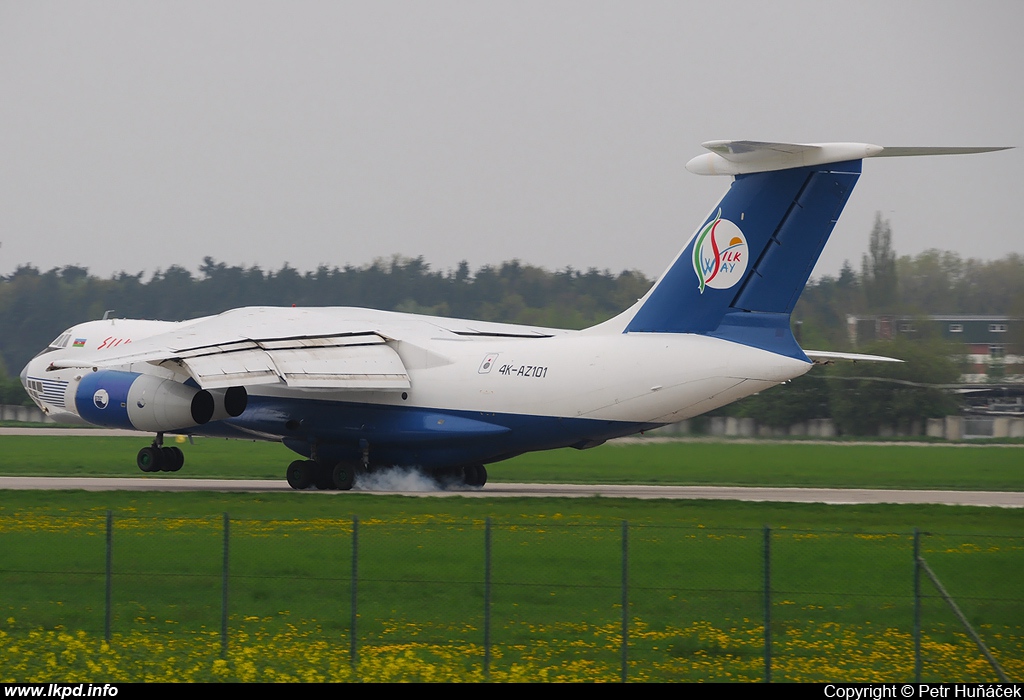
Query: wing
[
  {"left": 49, "top": 306, "right": 567, "bottom": 391},
  {"left": 50, "top": 308, "right": 413, "bottom": 391}
]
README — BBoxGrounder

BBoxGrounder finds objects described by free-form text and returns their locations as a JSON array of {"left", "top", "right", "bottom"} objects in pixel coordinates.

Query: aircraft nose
[{"left": 20, "top": 360, "right": 29, "bottom": 388}]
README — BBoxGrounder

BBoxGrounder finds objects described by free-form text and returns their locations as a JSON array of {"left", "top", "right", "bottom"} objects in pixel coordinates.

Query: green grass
[
  {"left": 500, "top": 441, "right": 1024, "bottom": 490},
  {"left": 0, "top": 492, "right": 1020, "bottom": 682},
  {"left": 0, "top": 437, "right": 1021, "bottom": 681},
  {"left": 1, "top": 435, "right": 1022, "bottom": 490}
]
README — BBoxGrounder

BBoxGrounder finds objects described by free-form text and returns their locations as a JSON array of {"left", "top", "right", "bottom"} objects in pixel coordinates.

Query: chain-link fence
[{"left": 1, "top": 514, "right": 1020, "bottom": 682}]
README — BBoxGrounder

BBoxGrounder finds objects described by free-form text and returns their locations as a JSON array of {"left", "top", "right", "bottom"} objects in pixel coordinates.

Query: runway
[{"left": 0, "top": 476, "right": 1020, "bottom": 507}]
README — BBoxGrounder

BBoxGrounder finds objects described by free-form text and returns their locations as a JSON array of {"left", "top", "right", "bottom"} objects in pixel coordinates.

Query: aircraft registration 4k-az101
[{"left": 21, "top": 140, "right": 1009, "bottom": 490}]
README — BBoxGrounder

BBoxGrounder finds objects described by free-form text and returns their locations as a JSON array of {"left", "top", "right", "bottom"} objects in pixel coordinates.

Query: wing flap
[
  {"left": 271, "top": 344, "right": 411, "bottom": 389},
  {"left": 180, "top": 336, "right": 411, "bottom": 390},
  {"left": 181, "top": 350, "right": 281, "bottom": 389}
]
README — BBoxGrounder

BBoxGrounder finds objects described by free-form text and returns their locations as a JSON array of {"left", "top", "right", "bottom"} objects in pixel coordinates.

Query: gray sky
[{"left": 1, "top": 1, "right": 1021, "bottom": 282}]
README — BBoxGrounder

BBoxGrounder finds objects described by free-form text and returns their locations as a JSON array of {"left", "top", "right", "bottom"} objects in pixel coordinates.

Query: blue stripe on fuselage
[{"left": 187, "top": 395, "right": 659, "bottom": 468}]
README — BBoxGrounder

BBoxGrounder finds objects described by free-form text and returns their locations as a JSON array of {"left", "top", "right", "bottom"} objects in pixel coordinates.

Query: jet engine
[
  {"left": 73, "top": 370, "right": 237, "bottom": 432},
  {"left": 208, "top": 386, "right": 249, "bottom": 422}
]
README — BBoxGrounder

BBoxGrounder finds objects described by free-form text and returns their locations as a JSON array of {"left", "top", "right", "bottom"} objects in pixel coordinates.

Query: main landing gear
[
  {"left": 462, "top": 464, "right": 488, "bottom": 488},
  {"left": 422, "top": 464, "right": 489, "bottom": 489},
  {"left": 286, "top": 460, "right": 357, "bottom": 491},
  {"left": 283, "top": 461, "right": 488, "bottom": 491},
  {"left": 136, "top": 433, "right": 184, "bottom": 473}
]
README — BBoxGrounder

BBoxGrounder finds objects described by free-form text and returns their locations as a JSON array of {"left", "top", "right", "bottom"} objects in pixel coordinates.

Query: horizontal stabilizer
[
  {"left": 871, "top": 146, "right": 1011, "bottom": 158},
  {"left": 686, "top": 141, "right": 1011, "bottom": 176},
  {"left": 804, "top": 350, "right": 903, "bottom": 365}
]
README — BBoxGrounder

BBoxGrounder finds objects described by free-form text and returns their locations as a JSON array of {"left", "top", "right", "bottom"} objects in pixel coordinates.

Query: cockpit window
[{"left": 49, "top": 332, "right": 72, "bottom": 349}]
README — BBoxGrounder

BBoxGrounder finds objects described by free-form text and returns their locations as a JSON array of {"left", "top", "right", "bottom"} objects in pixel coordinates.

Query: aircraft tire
[
  {"left": 433, "top": 466, "right": 462, "bottom": 489},
  {"left": 465, "top": 464, "right": 487, "bottom": 487},
  {"left": 286, "top": 460, "right": 313, "bottom": 490},
  {"left": 160, "top": 446, "right": 184, "bottom": 472},
  {"left": 332, "top": 463, "right": 356, "bottom": 491},
  {"left": 137, "top": 446, "right": 163, "bottom": 473}
]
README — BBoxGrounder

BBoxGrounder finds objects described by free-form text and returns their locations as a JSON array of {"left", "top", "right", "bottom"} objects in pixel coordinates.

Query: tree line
[{"left": 793, "top": 214, "right": 1024, "bottom": 349}]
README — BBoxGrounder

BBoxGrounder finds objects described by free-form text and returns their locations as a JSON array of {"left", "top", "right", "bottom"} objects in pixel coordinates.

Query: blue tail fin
[
  {"left": 624, "top": 159, "right": 862, "bottom": 359},
  {"left": 617, "top": 140, "right": 1009, "bottom": 356}
]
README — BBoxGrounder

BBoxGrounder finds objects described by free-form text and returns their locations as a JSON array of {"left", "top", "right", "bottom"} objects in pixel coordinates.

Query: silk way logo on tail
[{"left": 692, "top": 210, "right": 749, "bottom": 293}]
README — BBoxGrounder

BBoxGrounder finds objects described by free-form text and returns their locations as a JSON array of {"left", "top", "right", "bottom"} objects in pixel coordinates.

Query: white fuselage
[{"left": 24, "top": 308, "right": 810, "bottom": 433}]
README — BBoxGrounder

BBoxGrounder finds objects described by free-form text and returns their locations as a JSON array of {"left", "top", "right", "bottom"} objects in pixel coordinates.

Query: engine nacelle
[
  {"left": 209, "top": 386, "right": 248, "bottom": 421},
  {"left": 75, "top": 370, "right": 215, "bottom": 432}
]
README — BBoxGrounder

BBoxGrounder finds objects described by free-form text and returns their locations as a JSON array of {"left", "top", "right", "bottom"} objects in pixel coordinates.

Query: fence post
[
  {"left": 351, "top": 514, "right": 359, "bottom": 671},
  {"left": 917, "top": 548, "right": 1009, "bottom": 683},
  {"left": 484, "top": 517, "right": 491, "bottom": 681},
  {"left": 104, "top": 510, "right": 112, "bottom": 643},
  {"left": 221, "top": 512, "right": 229, "bottom": 659},
  {"left": 763, "top": 525, "right": 771, "bottom": 683},
  {"left": 621, "top": 519, "right": 629, "bottom": 683},
  {"left": 914, "top": 528, "right": 921, "bottom": 683}
]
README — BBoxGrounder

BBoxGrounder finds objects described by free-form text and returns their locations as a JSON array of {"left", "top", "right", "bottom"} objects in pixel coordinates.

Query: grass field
[
  {"left": 1, "top": 434, "right": 1023, "bottom": 490},
  {"left": 0, "top": 436, "right": 1021, "bottom": 682},
  {"left": 1, "top": 492, "right": 1022, "bottom": 681}
]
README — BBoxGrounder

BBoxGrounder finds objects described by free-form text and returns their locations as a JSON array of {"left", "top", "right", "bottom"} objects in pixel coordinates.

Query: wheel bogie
[
  {"left": 433, "top": 464, "right": 488, "bottom": 489},
  {"left": 277, "top": 453, "right": 488, "bottom": 492}
]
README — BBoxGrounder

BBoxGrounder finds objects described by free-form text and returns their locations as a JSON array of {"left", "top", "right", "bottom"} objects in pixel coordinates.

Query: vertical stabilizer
[
  {"left": 624, "top": 159, "right": 861, "bottom": 359},
  {"left": 598, "top": 140, "right": 1009, "bottom": 356}
]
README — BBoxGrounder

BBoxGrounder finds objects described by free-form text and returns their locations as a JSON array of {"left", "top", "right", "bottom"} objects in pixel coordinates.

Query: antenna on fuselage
[{"left": 102, "top": 310, "right": 115, "bottom": 321}]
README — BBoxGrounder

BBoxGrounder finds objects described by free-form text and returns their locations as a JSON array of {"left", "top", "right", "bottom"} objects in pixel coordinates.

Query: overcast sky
[{"left": 1, "top": 1, "right": 1021, "bottom": 283}]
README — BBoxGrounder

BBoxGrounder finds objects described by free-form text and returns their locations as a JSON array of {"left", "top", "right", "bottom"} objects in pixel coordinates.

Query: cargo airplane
[{"left": 20, "top": 141, "right": 1008, "bottom": 489}]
